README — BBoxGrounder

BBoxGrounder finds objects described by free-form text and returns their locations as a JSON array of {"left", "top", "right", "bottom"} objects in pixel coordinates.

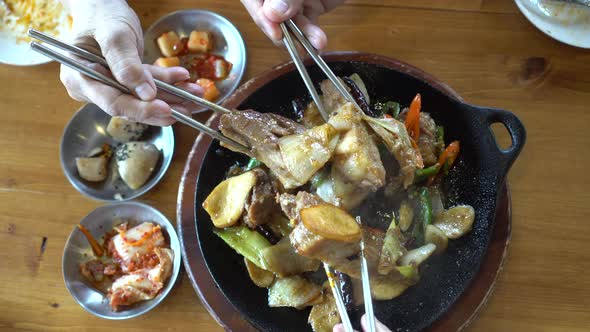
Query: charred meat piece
[
  {"left": 219, "top": 110, "right": 305, "bottom": 189},
  {"left": 243, "top": 169, "right": 279, "bottom": 228}
]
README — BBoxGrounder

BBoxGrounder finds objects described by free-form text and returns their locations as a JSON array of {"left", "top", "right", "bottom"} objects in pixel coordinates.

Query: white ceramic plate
[
  {"left": 515, "top": 0, "right": 590, "bottom": 48},
  {"left": 0, "top": 8, "right": 71, "bottom": 66}
]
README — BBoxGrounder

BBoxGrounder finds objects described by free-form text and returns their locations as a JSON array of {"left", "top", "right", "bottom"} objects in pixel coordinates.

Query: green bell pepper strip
[
  {"left": 244, "top": 158, "right": 261, "bottom": 171},
  {"left": 383, "top": 101, "right": 401, "bottom": 118},
  {"left": 414, "top": 164, "right": 441, "bottom": 184},
  {"left": 213, "top": 226, "right": 271, "bottom": 269}
]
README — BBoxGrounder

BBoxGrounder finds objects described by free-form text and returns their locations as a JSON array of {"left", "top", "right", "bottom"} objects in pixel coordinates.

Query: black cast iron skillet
[{"left": 193, "top": 53, "right": 526, "bottom": 332}]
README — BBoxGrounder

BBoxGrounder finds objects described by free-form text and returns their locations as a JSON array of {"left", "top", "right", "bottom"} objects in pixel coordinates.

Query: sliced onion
[
  {"left": 430, "top": 187, "right": 445, "bottom": 218},
  {"left": 425, "top": 224, "right": 448, "bottom": 255},
  {"left": 268, "top": 276, "right": 322, "bottom": 308},
  {"left": 434, "top": 205, "right": 475, "bottom": 239},
  {"left": 398, "top": 243, "right": 436, "bottom": 266},
  {"left": 279, "top": 123, "right": 339, "bottom": 186}
]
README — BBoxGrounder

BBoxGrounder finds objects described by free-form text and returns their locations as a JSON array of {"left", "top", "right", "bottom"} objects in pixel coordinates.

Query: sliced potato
[
  {"left": 308, "top": 292, "right": 340, "bottom": 332},
  {"left": 425, "top": 224, "right": 448, "bottom": 255},
  {"left": 188, "top": 31, "right": 213, "bottom": 53},
  {"left": 398, "top": 243, "right": 436, "bottom": 266},
  {"left": 398, "top": 199, "right": 414, "bottom": 232},
  {"left": 434, "top": 205, "right": 475, "bottom": 239},
  {"left": 268, "top": 276, "right": 322, "bottom": 308},
  {"left": 154, "top": 56, "right": 180, "bottom": 68},
  {"left": 157, "top": 31, "right": 181, "bottom": 57},
  {"left": 76, "top": 157, "right": 108, "bottom": 182},
  {"left": 244, "top": 258, "right": 275, "bottom": 288},
  {"left": 203, "top": 171, "right": 257, "bottom": 228},
  {"left": 300, "top": 203, "right": 361, "bottom": 242}
]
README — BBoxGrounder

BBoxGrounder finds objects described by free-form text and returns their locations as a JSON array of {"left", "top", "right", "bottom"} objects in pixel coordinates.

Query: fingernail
[
  {"left": 309, "top": 35, "right": 321, "bottom": 49},
  {"left": 270, "top": 0, "right": 289, "bottom": 15},
  {"left": 135, "top": 82, "right": 155, "bottom": 100},
  {"left": 187, "top": 83, "right": 203, "bottom": 93}
]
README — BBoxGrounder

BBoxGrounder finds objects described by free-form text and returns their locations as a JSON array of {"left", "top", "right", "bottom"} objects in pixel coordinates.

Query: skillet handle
[{"left": 478, "top": 107, "right": 526, "bottom": 175}]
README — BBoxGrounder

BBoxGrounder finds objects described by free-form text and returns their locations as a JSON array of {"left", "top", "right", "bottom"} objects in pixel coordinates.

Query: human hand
[
  {"left": 333, "top": 314, "right": 392, "bottom": 332},
  {"left": 59, "top": 0, "right": 202, "bottom": 126},
  {"left": 241, "top": 0, "right": 345, "bottom": 50}
]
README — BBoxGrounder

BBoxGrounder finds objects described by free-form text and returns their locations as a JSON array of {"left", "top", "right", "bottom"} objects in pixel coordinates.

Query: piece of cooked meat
[
  {"left": 400, "top": 111, "right": 442, "bottom": 167},
  {"left": 365, "top": 116, "right": 423, "bottom": 188},
  {"left": 243, "top": 169, "right": 279, "bottom": 228},
  {"left": 279, "top": 191, "right": 324, "bottom": 222},
  {"left": 330, "top": 227, "right": 385, "bottom": 279},
  {"left": 329, "top": 103, "right": 386, "bottom": 191},
  {"left": 219, "top": 110, "right": 305, "bottom": 189},
  {"left": 320, "top": 78, "right": 350, "bottom": 113},
  {"left": 301, "top": 101, "right": 325, "bottom": 128},
  {"left": 290, "top": 221, "right": 360, "bottom": 266},
  {"left": 283, "top": 192, "right": 360, "bottom": 265}
]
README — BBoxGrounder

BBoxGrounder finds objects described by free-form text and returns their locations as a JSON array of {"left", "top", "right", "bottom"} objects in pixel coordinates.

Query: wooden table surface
[{"left": 1, "top": 0, "right": 589, "bottom": 331}]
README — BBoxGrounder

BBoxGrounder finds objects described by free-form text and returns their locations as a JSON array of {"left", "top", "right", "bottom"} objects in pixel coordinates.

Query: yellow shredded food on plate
[{"left": 0, "top": 0, "right": 71, "bottom": 42}]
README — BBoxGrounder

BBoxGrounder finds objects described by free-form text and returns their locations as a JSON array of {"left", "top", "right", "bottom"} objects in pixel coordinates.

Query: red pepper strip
[
  {"left": 77, "top": 224, "right": 104, "bottom": 257},
  {"left": 405, "top": 93, "right": 421, "bottom": 140},
  {"left": 427, "top": 140, "right": 461, "bottom": 184}
]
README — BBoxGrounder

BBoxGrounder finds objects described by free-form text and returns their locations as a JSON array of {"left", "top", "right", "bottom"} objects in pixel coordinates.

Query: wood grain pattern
[{"left": 0, "top": 0, "right": 589, "bottom": 331}]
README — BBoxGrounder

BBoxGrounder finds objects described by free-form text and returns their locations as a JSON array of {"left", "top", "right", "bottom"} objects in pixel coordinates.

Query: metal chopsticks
[
  {"left": 280, "top": 21, "right": 376, "bottom": 332},
  {"left": 28, "top": 29, "right": 231, "bottom": 115},
  {"left": 358, "top": 218, "right": 376, "bottom": 332},
  {"left": 281, "top": 20, "right": 362, "bottom": 112},
  {"left": 27, "top": 30, "right": 249, "bottom": 155},
  {"left": 280, "top": 23, "right": 329, "bottom": 121},
  {"left": 323, "top": 263, "right": 354, "bottom": 332}
]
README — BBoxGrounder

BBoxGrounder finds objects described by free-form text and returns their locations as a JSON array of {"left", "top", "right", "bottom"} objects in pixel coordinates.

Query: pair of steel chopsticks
[
  {"left": 280, "top": 20, "right": 376, "bottom": 332},
  {"left": 27, "top": 29, "right": 250, "bottom": 155}
]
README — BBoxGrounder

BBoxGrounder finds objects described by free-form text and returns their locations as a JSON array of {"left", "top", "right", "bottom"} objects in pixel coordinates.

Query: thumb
[
  {"left": 96, "top": 25, "right": 156, "bottom": 101},
  {"left": 262, "top": 0, "right": 304, "bottom": 22}
]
